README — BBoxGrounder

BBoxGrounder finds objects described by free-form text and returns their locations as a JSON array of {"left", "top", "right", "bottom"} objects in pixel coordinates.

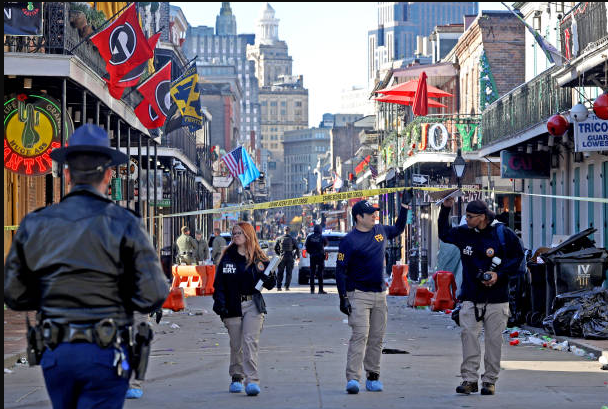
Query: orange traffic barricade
[
  {"left": 162, "top": 287, "right": 186, "bottom": 312},
  {"left": 172, "top": 265, "right": 208, "bottom": 297},
  {"left": 431, "top": 271, "right": 457, "bottom": 311},
  {"left": 413, "top": 287, "right": 434, "bottom": 307},
  {"left": 389, "top": 264, "right": 410, "bottom": 296},
  {"left": 204, "top": 264, "right": 216, "bottom": 295}
]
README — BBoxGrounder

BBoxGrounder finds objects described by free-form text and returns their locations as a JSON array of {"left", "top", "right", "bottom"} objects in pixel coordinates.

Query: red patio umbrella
[
  {"left": 374, "top": 94, "right": 447, "bottom": 108},
  {"left": 377, "top": 79, "right": 453, "bottom": 99},
  {"left": 412, "top": 71, "right": 428, "bottom": 116}
]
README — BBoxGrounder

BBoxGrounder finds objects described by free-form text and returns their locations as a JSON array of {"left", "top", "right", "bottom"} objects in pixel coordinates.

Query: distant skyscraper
[
  {"left": 184, "top": 3, "right": 261, "bottom": 150},
  {"left": 367, "top": 2, "right": 478, "bottom": 86}
]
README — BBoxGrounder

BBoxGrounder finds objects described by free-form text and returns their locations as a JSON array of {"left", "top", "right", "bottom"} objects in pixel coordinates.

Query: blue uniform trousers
[{"left": 41, "top": 342, "right": 129, "bottom": 409}]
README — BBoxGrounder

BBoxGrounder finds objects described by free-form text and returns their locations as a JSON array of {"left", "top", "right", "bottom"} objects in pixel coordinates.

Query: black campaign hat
[
  {"left": 50, "top": 124, "right": 128, "bottom": 166},
  {"left": 352, "top": 200, "right": 378, "bottom": 220}
]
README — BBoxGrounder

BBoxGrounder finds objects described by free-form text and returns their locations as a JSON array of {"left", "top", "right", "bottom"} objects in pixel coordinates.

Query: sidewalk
[{"left": 3, "top": 308, "right": 29, "bottom": 367}]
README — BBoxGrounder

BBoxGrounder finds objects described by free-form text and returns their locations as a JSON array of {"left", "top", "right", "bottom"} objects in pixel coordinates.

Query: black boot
[{"left": 456, "top": 381, "right": 478, "bottom": 394}]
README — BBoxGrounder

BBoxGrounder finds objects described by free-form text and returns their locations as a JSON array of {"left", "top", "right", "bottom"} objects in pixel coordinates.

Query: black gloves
[
  {"left": 261, "top": 272, "right": 276, "bottom": 290},
  {"left": 213, "top": 302, "right": 228, "bottom": 317},
  {"left": 401, "top": 188, "right": 413, "bottom": 206},
  {"left": 339, "top": 295, "right": 352, "bottom": 316}
]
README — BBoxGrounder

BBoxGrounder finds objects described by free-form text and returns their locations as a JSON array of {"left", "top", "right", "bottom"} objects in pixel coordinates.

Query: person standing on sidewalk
[
  {"left": 212, "top": 222, "right": 276, "bottom": 396},
  {"left": 305, "top": 224, "right": 329, "bottom": 294},
  {"left": 336, "top": 190, "right": 411, "bottom": 394},
  {"left": 175, "top": 226, "right": 197, "bottom": 265},
  {"left": 4, "top": 124, "right": 169, "bottom": 409},
  {"left": 274, "top": 226, "right": 300, "bottom": 291},
  {"left": 194, "top": 229, "right": 210, "bottom": 264},
  {"left": 438, "top": 198, "right": 523, "bottom": 396},
  {"left": 211, "top": 228, "right": 228, "bottom": 266}
]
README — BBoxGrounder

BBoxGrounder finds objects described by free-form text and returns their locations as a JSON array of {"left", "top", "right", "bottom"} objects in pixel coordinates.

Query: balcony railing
[
  {"left": 560, "top": 2, "right": 607, "bottom": 60},
  {"left": 480, "top": 66, "right": 572, "bottom": 148}
]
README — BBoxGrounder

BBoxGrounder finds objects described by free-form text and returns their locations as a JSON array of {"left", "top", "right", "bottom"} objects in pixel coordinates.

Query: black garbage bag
[
  {"left": 552, "top": 303, "right": 582, "bottom": 336},
  {"left": 508, "top": 272, "right": 532, "bottom": 327},
  {"left": 545, "top": 288, "right": 608, "bottom": 339}
]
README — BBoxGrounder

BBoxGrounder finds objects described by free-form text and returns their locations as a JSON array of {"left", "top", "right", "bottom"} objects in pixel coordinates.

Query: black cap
[
  {"left": 466, "top": 200, "right": 489, "bottom": 215},
  {"left": 352, "top": 200, "right": 378, "bottom": 221}
]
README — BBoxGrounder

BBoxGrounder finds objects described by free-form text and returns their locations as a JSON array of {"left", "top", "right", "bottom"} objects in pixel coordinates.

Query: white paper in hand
[{"left": 255, "top": 257, "right": 280, "bottom": 291}]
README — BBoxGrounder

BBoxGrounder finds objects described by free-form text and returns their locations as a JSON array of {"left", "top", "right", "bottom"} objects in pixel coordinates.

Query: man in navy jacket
[
  {"left": 336, "top": 190, "right": 411, "bottom": 394},
  {"left": 438, "top": 198, "right": 523, "bottom": 396}
]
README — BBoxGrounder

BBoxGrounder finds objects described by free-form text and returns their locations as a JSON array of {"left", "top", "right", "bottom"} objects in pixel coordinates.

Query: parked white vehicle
[{"left": 297, "top": 232, "right": 347, "bottom": 284}]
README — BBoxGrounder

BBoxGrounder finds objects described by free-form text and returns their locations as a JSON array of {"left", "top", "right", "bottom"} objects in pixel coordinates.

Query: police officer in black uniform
[
  {"left": 274, "top": 226, "right": 300, "bottom": 291},
  {"left": 4, "top": 124, "right": 169, "bottom": 409},
  {"left": 305, "top": 224, "right": 329, "bottom": 294}
]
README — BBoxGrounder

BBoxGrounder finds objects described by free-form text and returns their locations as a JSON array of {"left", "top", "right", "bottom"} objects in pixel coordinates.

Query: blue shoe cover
[
  {"left": 245, "top": 383, "right": 260, "bottom": 396},
  {"left": 229, "top": 381, "right": 243, "bottom": 393},
  {"left": 126, "top": 388, "right": 143, "bottom": 399},
  {"left": 346, "top": 379, "right": 360, "bottom": 394},
  {"left": 366, "top": 379, "right": 383, "bottom": 391}
]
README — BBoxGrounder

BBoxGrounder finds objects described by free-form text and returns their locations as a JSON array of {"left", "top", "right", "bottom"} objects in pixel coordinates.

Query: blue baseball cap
[
  {"left": 352, "top": 200, "right": 378, "bottom": 220},
  {"left": 50, "top": 124, "right": 128, "bottom": 166}
]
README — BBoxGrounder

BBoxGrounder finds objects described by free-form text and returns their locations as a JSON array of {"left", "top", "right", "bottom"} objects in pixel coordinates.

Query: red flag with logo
[
  {"left": 103, "top": 32, "right": 161, "bottom": 99},
  {"left": 90, "top": 3, "right": 155, "bottom": 87},
  {"left": 134, "top": 61, "right": 172, "bottom": 129}
]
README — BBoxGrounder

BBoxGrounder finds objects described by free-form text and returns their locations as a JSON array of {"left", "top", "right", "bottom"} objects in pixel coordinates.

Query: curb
[{"left": 522, "top": 325, "right": 608, "bottom": 359}]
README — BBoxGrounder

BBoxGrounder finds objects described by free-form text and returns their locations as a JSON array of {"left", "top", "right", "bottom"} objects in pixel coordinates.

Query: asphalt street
[{"left": 4, "top": 281, "right": 607, "bottom": 409}]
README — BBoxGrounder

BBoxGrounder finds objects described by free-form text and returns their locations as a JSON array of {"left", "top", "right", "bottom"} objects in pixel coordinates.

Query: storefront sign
[
  {"left": 500, "top": 151, "right": 550, "bottom": 179},
  {"left": 574, "top": 114, "right": 608, "bottom": 152},
  {"left": 4, "top": 92, "right": 74, "bottom": 176},
  {"left": 110, "top": 177, "right": 123, "bottom": 201},
  {"left": 213, "top": 175, "right": 233, "bottom": 188},
  {"left": 4, "top": 2, "right": 43, "bottom": 36}
]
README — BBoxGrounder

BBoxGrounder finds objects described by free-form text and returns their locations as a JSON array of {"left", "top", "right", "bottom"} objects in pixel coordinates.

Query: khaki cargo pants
[
  {"left": 223, "top": 300, "right": 264, "bottom": 385},
  {"left": 345, "top": 290, "right": 388, "bottom": 382},
  {"left": 460, "top": 301, "right": 510, "bottom": 384}
]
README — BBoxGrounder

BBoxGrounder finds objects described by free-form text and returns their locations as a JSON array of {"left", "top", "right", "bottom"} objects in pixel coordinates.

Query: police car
[{"left": 297, "top": 231, "right": 347, "bottom": 284}]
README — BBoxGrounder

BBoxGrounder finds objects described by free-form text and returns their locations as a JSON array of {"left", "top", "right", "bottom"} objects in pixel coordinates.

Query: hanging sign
[
  {"left": 4, "top": 92, "right": 74, "bottom": 176},
  {"left": 574, "top": 114, "right": 608, "bottom": 152},
  {"left": 4, "top": 2, "right": 43, "bottom": 36},
  {"left": 500, "top": 151, "right": 550, "bottom": 179}
]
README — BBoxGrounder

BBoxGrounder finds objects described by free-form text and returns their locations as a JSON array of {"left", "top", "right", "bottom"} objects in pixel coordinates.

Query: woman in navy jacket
[{"left": 213, "top": 222, "right": 276, "bottom": 396}]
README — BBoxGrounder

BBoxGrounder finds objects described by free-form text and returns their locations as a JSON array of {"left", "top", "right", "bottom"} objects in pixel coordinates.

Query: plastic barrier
[
  {"left": 204, "top": 264, "right": 216, "bottom": 295},
  {"left": 389, "top": 265, "right": 410, "bottom": 296},
  {"left": 162, "top": 287, "right": 185, "bottom": 312},
  {"left": 413, "top": 287, "right": 434, "bottom": 307},
  {"left": 171, "top": 265, "right": 214, "bottom": 297},
  {"left": 430, "top": 271, "right": 457, "bottom": 311}
]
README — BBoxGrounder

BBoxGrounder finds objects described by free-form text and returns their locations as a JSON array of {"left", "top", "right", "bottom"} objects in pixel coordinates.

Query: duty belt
[
  {"left": 41, "top": 318, "right": 129, "bottom": 349},
  {"left": 241, "top": 295, "right": 253, "bottom": 302}
]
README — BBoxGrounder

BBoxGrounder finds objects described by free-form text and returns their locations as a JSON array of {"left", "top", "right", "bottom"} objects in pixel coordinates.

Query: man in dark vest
[
  {"left": 274, "top": 226, "right": 300, "bottom": 291},
  {"left": 305, "top": 224, "right": 329, "bottom": 294}
]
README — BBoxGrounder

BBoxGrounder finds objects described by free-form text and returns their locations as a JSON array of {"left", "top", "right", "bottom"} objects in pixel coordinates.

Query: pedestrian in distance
[
  {"left": 212, "top": 222, "right": 276, "bottom": 396},
  {"left": 4, "top": 124, "right": 169, "bottom": 409},
  {"left": 211, "top": 227, "right": 228, "bottom": 266},
  {"left": 305, "top": 224, "right": 329, "bottom": 294},
  {"left": 194, "top": 229, "right": 210, "bottom": 264},
  {"left": 336, "top": 189, "right": 412, "bottom": 394},
  {"left": 175, "top": 226, "right": 197, "bottom": 265},
  {"left": 274, "top": 226, "right": 300, "bottom": 291},
  {"left": 438, "top": 197, "right": 524, "bottom": 396}
]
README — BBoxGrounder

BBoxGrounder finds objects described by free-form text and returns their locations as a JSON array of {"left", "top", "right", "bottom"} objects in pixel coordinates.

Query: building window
[
  {"left": 281, "top": 101, "right": 286, "bottom": 107},
  {"left": 270, "top": 101, "right": 277, "bottom": 107},
  {"left": 295, "top": 101, "right": 302, "bottom": 107},
  {"left": 281, "top": 109, "right": 286, "bottom": 115}
]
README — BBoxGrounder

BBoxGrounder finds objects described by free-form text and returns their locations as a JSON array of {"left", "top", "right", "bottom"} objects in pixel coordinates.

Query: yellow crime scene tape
[
  {"left": 5, "top": 186, "right": 607, "bottom": 230},
  {"left": 157, "top": 185, "right": 608, "bottom": 219}
]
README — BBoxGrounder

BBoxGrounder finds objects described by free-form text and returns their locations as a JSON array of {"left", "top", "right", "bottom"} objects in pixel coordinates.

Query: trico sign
[{"left": 4, "top": 92, "right": 74, "bottom": 176}]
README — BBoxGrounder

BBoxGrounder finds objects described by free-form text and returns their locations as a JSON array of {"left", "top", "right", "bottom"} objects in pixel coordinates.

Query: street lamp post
[{"left": 453, "top": 148, "right": 467, "bottom": 221}]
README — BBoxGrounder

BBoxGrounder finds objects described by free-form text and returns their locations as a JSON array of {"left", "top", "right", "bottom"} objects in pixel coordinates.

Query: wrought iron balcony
[
  {"left": 480, "top": 65, "right": 572, "bottom": 148},
  {"left": 559, "top": 2, "right": 607, "bottom": 61}
]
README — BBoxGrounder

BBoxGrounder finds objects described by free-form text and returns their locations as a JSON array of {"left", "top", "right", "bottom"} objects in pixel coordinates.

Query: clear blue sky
[{"left": 172, "top": 2, "right": 506, "bottom": 127}]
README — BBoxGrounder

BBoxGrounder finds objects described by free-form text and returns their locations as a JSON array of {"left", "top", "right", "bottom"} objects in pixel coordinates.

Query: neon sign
[{"left": 4, "top": 92, "right": 74, "bottom": 176}]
